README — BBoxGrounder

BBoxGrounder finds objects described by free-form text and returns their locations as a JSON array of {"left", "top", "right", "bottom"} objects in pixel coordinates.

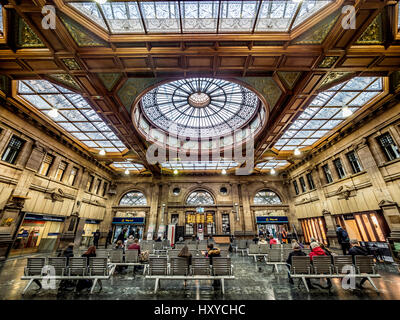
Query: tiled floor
[{"left": 1, "top": 252, "right": 400, "bottom": 300}]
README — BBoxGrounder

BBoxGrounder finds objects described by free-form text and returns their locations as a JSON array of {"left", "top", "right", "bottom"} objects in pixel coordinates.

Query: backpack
[{"left": 139, "top": 250, "right": 149, "bottom": 262}]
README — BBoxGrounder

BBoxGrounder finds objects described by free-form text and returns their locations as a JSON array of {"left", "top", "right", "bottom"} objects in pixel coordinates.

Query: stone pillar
[
  {"left": 239, "top": 182, "right": 254, "bottom": 233},
  {"left": 148, "top": 182, "right": 160, "bottom": 240},
  {"left": 230, "top": 183, "right": 242, "bottom": 235},
  {"left": 322, "top": 209, "right": 339, "bottom": 248},
  {"left": 379, "top": 200, "right": 400, "bottom": 239}
]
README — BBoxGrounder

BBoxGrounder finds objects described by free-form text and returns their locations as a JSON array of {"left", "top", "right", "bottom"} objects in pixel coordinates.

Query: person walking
[
  {"left": 336, "top": 225, "right": 350, "bottom": 255},
  {"left": 93, "top": 229, "right": 101, "bottom": 248}
]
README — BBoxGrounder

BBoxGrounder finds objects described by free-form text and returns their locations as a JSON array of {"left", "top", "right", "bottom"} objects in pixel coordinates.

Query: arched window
[
  {"left": 186, "top": 190, "right": 214, "bottom": 205},
  {"left": 254, "top": 189, "right": 282, "bottom": 204},
  {"left": 119, "top": 191, "right": 147, "bottom": 206}
]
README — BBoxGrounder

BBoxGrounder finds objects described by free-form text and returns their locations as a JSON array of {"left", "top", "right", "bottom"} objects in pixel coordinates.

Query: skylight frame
[
  {"left": 255, "top": 160, "right": 289, "bottom": 170},
  {"left": 17, "top": 80, "right": 128, "bottom": 154},
  {"left": 161, "top": 160, "right": 239, "bottom": 171},
  {"left": 253, "top": 189, "right": 282, "bottom": 204},
  {"left": 273, "top": 77, "right": 385, "bottom": 152},
  {"left": 111, "top": 161, "right": 146, "bottom": 172},
  {"left": 119, "top": 191, "right": 148, "bottom": 206},
  {"left": 67, "top": 0, "right": 335, "bottom": 34}
]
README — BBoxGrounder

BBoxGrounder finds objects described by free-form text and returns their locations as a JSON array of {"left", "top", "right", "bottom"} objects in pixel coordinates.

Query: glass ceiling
[
  {"left": 141, "top": 78, "right": 259, "bottom": 139},
  {"left": 186, "top": 190, "right": 214, "bottom": 205},
  {"left": 111, "top": 161, "right": 145, "bottom": 172},
  {"left": 398, "top": 4, "right": 400, "bottom": 30},
  {"left": 255, "top": 160, "right": 289, "bottom": 170},
  {"left": 18, "top": 80, "right": 127, "bottom": 154},
  {"left": 273, "top": 77, "right": 384, "bottom": 151},
  {"left": 119, "top": 191, "right": 147, "bottom": 206},
  {"left": 69, "top": 0, "right": 333, "bottom": 34},
  {"left": 161, "top": 160, "right": 238, "bottom": 171},
  {"left": 0, "top": 5, "right": 3, "bottom": 35}
]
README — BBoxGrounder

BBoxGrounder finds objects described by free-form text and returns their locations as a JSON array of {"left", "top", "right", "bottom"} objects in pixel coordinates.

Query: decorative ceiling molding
[
  {"left": 48, "top": 74, "right": 81, "bottom": 91},
  {"left": 391, "top": 71, "right": 400, "bottom": 91},
  {"left": 98, "top": 73, "right": 122, "bottom": 91},
  {"left": 15, "top": 15, "right": 45, "bottom": 48},
  {"left": 117, "top": 78, "right": 161, "bottom": 111},
  {"left": 62, "top": 58, "right": 81, "bottom": 71},
  {"left": 319, "top": 56, "right": 339, "bottom": 68},
  {"left": 277, "top": 72, "right": 302, "bottom": 90},
  {"left": 292, "top": 11, "right": 340, "bottom": 45},
  {"left": 318, "top": 71, "right": 353, "bottom": 89},
  {"left": 59, "top": 14, "right": 107, "bottom": 47},
  {"left": 239, "top": 77, "right": 282, "bottom": 111},
  {"left": 355, "top": 14, "right": 384, "bottom": 45}
]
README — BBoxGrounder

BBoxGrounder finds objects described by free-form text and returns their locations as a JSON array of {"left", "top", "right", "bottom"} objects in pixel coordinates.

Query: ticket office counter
[{"left": 112, "top": 217, "right": 145, "bottom": 243}]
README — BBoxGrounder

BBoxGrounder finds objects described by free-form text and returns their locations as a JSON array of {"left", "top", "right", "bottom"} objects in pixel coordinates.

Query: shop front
[
  {"left": 185, "top": 209, "right": 216, "bottom": 239},
  {"left": 81, "top": 219, "right": 101, "bottom": 247},
  {"left": 112, "top": 217, "right": 146, "bottom": 243},
  {"left": 11, "top": 213, "right": 65, "bottom": 255},
  {"left": 299, "top": 217, "right": 328, "bottom": 245},
  {"left": 256, "top": 216, "right": 289, "bottom": 242},
  {"left": 335, "top": 211, "right": 392, "bottom": 261}
]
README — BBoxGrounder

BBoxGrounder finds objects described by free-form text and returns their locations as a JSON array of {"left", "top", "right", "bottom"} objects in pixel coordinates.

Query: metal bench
[
  {"left": 265, "top": 249, "right": 286, "bottom": 272},
  {"left": 21, "top": 257, "right": 115, "bottom": 295},
  {"left": 145, "top": 256, "right": 235, "bottom": 294},
  {"left": 236, "top": 240, "right": 248, "bottom": 256}
]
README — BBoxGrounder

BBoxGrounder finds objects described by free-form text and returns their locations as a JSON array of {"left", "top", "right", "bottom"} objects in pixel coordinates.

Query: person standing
[
  {"left": 336, "top": 225, "right": 350, "bottom": 255},
  {"left": 105, "top": 229, "right": 113, "bottom": 249},
  {"left": 93, "top": 229, "right": 101, "bottom": 248}
]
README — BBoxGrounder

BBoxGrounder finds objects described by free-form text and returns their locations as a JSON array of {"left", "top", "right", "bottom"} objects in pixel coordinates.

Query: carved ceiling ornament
[
  {"left": 319, "top": 56, "right": 339, "bottom": 68},
  {"left": 47, "top": 188, "right": 65, "bottom": 202},
  {"left": 48, "top": 74, "right": 81, "bottom": 91},
  {"left": 240, "top": 77, "right": 282, "bottom": 111},
  {"left": 6, "top": 194, "right": 29, "bottom": 210},
  {"left": 356, "top": 14, "right": 384, "bottom": 45},
  {"left": 16, "top": 15, "right": 45, "bottom": 48},
  {"left": 98, "top": 73, "right": 122, "bottom": 91}
]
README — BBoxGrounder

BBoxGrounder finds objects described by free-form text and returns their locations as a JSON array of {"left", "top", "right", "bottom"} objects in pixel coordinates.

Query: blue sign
[
  {"left": 47, "top": 233, "right": 60, "bottom": 236},
  {"left": 24, "top": 213, "right": 65, "bottom": 222},
  {"left": 112, "top": 217, "right": 145, "bottom": 225},
  {"left": 256, "top": 216, "right": 289, "bottom": 224}
]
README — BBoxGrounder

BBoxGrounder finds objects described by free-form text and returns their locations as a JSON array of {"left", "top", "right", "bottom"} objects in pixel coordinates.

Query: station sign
[
  {"left": 112, "top": 217, "right": 145, "bottom": 225},
  {"left": 24, "top": 213, "right": 65, "bottom": 222},
  {"left": 256, "top": 216, "right": 289, "bottom": 224}
]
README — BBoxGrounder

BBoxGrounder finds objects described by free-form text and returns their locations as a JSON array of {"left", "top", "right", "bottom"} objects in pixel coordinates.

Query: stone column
[
  {"left": 239, "top": 182, "right": 254, "bottom": 233},
  {"left": 322, "top": 209, "right": 339, "bottom": 247},
  {"left": 230, "top": 183, "right": 242, "bottom": 235},
  {"left": 147, "top": 182, "right": 160, "bottom": 240},
  {"left": 379, "top": 200, "right": 400, "bottom": 239}
]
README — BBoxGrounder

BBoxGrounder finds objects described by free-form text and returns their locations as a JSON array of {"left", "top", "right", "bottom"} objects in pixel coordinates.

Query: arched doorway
[{"left": 185, "top": 190, "right": 215, "bottom": 239}]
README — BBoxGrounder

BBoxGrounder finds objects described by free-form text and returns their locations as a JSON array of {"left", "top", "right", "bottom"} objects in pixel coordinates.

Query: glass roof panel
[
  {"left": 161, "top": 160, "right": 238, "bottom": 171},
  {"left": 119, "top": 191, "right": 147, "bottom": 206},
  {"left": 69, "top": 1, "right": 334, "bottom": 34},
  {"left": 141, "top": 78, "right": 259, "bottom": 139},
  {"left": 273, "top": 77, "right": 384, "bottom": 151},
  {"left": 18, "top": 80, "right": 127, "bottom": 154},
  {"left": 292, "top": 0, "right": 332, "bottom": 28},
  {"left": 111, "top": 161, "right": 145, "bottom": 172},
  {"left": 254, "top": 189, "right": 282, "bottom": 204},
  {"left": 0, "top": 5, "right": 3, "bottom": 35},
  {"left": 255, "top": 160, "right": 289, "bottom": 170}
]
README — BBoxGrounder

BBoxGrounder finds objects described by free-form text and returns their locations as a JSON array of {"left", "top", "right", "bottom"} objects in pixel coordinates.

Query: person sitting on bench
[
  {"left": 286, "top": 242, "right": 314, "bottom": 288},
  {"left": 348, "top": 239, "right": 369, "bottom": 289},
  {"left": 309, "top": 242, "right": 332, "bottom": 289},
  {"left": 204, "top": 243, "right": 221, "bottom": 288}
]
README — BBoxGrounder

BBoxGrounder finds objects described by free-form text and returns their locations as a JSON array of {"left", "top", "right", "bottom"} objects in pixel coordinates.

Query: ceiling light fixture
[
  {"left": 173, "top": 169, "right": 178, "bottom": 175},
  {"left": 294, "top": 148, "right": 301, "bottom": 156},
  {"left": 342, "top": 106, "right": 353, "bottom": 118},
  {"left": 270, "top": 168, "right": 276, "bottom": 175},
  {"left": 99, "top": 149, "right": 106, "bottom": 156},
  {"left": 94, "top": 0, "right": 107, "bottom": 4},
  {"left": 124, "top": 169, "right": 129, "bottom": 175},
  {"left": 48, "top": 108, "right": 59, "bottom": 118},
  {"left": 221, "top": 169, "right": 227, "bottom": 175}
]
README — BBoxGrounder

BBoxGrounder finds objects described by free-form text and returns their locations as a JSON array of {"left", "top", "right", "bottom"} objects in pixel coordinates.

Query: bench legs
[
  {"left": 154, "top": 278, "right": 160, "bottom": 294},
  {"left": 301, "top": 277, "right": 310, "bottom": 293},
  {"left": 22, "top": 279, "right": 34, "bottom": 295},
  {"left": 367, "top": 277, "right": 379, "bottom": 293},
  {"left": 90, "top": 279, "right": 98, "bottom": 294},
  {"left": 221, "top": 279, "right": 225, "bottom": 294}
]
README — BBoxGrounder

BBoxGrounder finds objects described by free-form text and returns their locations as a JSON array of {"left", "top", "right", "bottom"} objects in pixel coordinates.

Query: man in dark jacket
[
  {"left": 205, "top": 243, "right": 221, "bottom": 288},
  {"left": 348, "top": 239, "right": 369, "bottom": 288},
  {"left": 93, "top": 229, "right": 101, "bottom": 248},
  {"left": 336, "top": 225, "right": 350, "bottom": 255},
  {"left": 105, "top": 229, "right": 113, "bottom": 249}
]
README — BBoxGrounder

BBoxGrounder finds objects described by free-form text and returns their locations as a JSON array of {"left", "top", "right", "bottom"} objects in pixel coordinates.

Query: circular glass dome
[{"left": 140, "top": 78, "right": 260, "bottom": 139}]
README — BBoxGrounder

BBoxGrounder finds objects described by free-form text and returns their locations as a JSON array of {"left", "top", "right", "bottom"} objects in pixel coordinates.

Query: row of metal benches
[
  {"left": 247, "top": 245, "right": 308, "bottom": 262},
  {"left": 21, "top": 257, "right": 115, "bottom": 295},
  {"left": 289, "top": 255, "right": 381, "bottom": 292},
  {"left": 146, "top": 256, "right": 234, "bottom": 294}
]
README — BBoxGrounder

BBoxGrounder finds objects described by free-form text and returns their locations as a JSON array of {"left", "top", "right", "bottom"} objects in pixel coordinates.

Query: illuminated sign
[
  {"left": 112, "top": 217, "right": 145, "bottom": 225},
  {"left": 24, "top": 213, "right": 65, "bottom": 222},
  {"left": 196, "top": 207, "right": 204, "bottom": 213},
  {"left": 256, "top": 216, "right": 289, "bottom": 224}
]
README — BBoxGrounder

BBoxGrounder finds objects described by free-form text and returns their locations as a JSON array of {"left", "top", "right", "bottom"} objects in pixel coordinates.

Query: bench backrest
[
  {"left": 69, "top": 257, "right": 87, "bottom": 275},
  {"left": 291, "top": 256, "right": 311, "bottom": 274},
  {"left": 270, "top": 244, "right": 282, "bottom": 249},
  {"left": 198, "top": 244, "right": 207, "bottom": 251},
  {"left": 89, "top": 257, "right": 108, "bottom": 276},
  {"left": 191, "top": 257, "right": 210, "bottom": 275},
  {"left": 170, "top": 257, "right": 189, "bottom": 275},
  {"left": 312, "top": 256, "right": 332, "bottom": 274},
  {"left": 149, "top": 257, "right": 168, "bottom": 275},
  {"left": 110, "top": 249, "right": 124, "bottom": 263},
  {"left": 238, "top": 240, "right": 247, "bottom": 249},
  {"left": 141, "top": 243, "right": 154, "bottom": 252},
  {"left": 26, "top": 257, "right": 46, "bottom": 275},
  {"left": 355, "top": 255, "right": 375, "bottom": 274},
  {"left": 175, "top": 243, "right": 185, "bottom": 250},
  {"left": 187, "top": 244, "right": 197, "bottom": 251},
  {"left": 154, "top": 242, "right": 164, "bottom": 251},
  {"left": 268, "top": 249, "right": 282, "bottom": 262},
  {"left": 126, "top": 249, "right": 139, "bottom": 263},
  {"left": 259, "top": 245, "right": 269, "bottom": 254},
  {"left": 48, "top": 257, "right": 67, "bottom": 275},
  {"left": 168, "top": 250, "right": 181, "bottom": 258},
  {"left": 96, "top": 250, "right": 109, "bottom": 259},
  {"left": 249, "top": 244, "right": 260, "bottom": 254},
  {"left": 282, "top": 248, "right": 292, "bottom": 261},
  {"left": 212, "top": 257, "right": 231, "bottom": 276},
  {"left": 333, "top": 255, "right": 354, "bottom": 274},
  {"left": 220, "top": 250, "right": 229, "bottom": 258}
]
